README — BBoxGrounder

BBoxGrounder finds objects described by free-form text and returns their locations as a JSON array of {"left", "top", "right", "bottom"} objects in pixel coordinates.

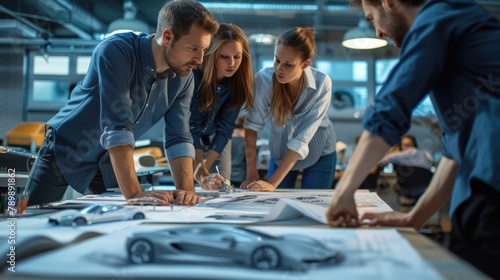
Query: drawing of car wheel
[
  {"left": 251, "top": 246, "right": 280, "bottom": 269},
  {"left": 129, "top": 239, "right": 154, "bottom": 264},
  {"left": 132, "top": 213, "right": 145, "bottom": 220},
  {"left": 71, "top": 217, "right": 86, "bottom": 226}
]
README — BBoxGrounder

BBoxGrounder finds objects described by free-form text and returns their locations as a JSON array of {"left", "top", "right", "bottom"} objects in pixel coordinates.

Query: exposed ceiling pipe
[
  {"left": 35, "top": 0, "right": 105, "bottom": 39},
  {"left": 0, "top": 4, "right": 51, "bottom": 38},
  {"left": 0, "top": 37, "right": 100, "bottom": 47}
]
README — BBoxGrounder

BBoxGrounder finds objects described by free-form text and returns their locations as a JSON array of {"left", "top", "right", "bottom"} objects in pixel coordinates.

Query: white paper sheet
[
  {"left": 8, "top": 225, "right": 443, "bottom": 280},
  {"left": 144, "top": 191, "right": 392, "bottom": 225}
]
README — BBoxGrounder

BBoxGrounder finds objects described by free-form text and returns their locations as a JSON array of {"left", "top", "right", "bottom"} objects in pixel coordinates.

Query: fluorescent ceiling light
[
  {"left": 106, "top": 0, "right": 149, "bottom": 38},
  {"left": 249, "top": 34, "right": 277, "bottom": 45},
  {"left": 342, "top": 18, "right": 388, "bottom": 50}
]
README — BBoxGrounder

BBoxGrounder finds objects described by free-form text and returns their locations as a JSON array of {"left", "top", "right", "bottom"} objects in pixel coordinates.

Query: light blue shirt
[
  {"left": 245, "top": 66, "right": 336, "bottom": 170},
  {"left": 47, "top": 32, "right": 195, "bottom": 193},
  {"left": 363, "top": 0, "right": 500, "bottom": 215},
  {"left": 379, "top": 148, "right": 434, "bottom": 170}
]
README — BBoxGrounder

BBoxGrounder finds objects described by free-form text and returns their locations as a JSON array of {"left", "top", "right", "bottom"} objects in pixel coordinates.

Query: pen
[
  {"left": 216, "top": 165, "right": 236, "bottom": 194},
  {"left": 171, "top": 199, "right": 175, "bottom": 211}
]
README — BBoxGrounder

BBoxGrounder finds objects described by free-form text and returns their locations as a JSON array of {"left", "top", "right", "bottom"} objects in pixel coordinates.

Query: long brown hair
[
  {"left": 198, "top": 23, "right": 254, "bottom": 111},
  {"left": 270, "top": 27, "right": 315, "bottom": 126}
]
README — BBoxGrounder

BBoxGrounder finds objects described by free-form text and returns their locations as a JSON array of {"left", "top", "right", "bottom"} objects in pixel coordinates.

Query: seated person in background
[
  {"left": 332, "top": 141, "right": 348, "bottom": 188},
  {"left": 378, "top": 135, "right": 433, "bottom": 170},
  {"left": 190, "top": 23, "right": 254, "bottom": 190},
  {"left": 25, "top": 1, "right": 219, "bottom": 206},
  {"left": 230, "top": 116, "right": 247, "bottom": 187},
  {"left": 242, "top": 27, "right": 337, "bottom": 191}
]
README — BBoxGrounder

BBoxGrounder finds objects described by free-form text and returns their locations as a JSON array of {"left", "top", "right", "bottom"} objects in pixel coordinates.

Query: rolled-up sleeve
[{"left": 96, "top": 39, "right": 136, "bottom": 150}]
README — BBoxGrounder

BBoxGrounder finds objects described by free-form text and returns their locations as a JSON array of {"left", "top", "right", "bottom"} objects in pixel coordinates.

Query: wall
[{"left": 0, "top": 47, "right": 25, "bottom": 141}]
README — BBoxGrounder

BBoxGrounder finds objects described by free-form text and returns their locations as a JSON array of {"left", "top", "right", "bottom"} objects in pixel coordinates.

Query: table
[{"left": 0, "top": 190, "right": 488, "bottom": 279}]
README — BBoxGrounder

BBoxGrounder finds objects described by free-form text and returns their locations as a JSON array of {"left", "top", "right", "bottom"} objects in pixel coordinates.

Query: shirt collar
[
  {"left": 140, "top": 34, "right": 177, "bottom": 80},
  {"left": 303, "top": 66, "right": 317, "bottom": 90}
]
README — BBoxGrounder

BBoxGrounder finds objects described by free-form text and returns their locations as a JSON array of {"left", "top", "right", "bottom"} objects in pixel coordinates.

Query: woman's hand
[
  {"left": 239, "top": 175, "right": 261, "bottom": 189},
  {"left": 243, "top": 180, "right": 276, "bottom": 192}
]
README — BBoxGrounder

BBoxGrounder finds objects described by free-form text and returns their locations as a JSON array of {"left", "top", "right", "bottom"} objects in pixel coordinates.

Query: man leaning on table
[
  {"left": 326, "top": 0, "right": 500, "bottom": 278},
  {"left": 25, "top": 0, "right": 219, "bottom": 207}
]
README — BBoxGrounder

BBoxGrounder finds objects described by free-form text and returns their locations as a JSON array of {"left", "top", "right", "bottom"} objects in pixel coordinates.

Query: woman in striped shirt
[{"left": 241, "top": 27, "right": 337, "bottom": 191}]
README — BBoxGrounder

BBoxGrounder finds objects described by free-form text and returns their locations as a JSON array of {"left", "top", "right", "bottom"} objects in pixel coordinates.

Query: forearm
[
  {"left": 204, "top": 150, "right": 220, "bottom": 171},
  {"left": 244, "top": 129, "right": 259, "bottom": 178},
  {"left": 169, "top": 156, "right": 196, "bottom": 192},
  {"left": 109, "top": 145, "right": 142, "bottom": 199},
  {"left": 336, "top": 131, "right": 390, "bottom": 195},
  {"left": 267, "top": 149, "right": 300, "bottom": 187},
  {"left": 408, "top": 157, "right": 458, "bottom": 228},
  {"left": 194, "top": 149, "right": 204, "bottom": 168}
]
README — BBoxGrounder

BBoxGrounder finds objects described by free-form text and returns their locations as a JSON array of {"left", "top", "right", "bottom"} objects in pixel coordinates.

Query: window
[
  {"left": 32, "top": 80, "right": 69, "bottom": 102},
  {"left": 375, "top": 58, "right": 436, "bottom": 116},
  {"left": 34, "top": 56, "right": 69, "bottom": 75},
  {"left": 317, "top": 60, "right": 368, "bottom": 82},
  {"left": 76, "top": 56, "right": 91, "bottom": 75},
  {"left": 27, "top": 52, "right": 92, "bottom": 115},
  {"left": 316, "top": 60, "right": 372, "bottom": 116}
]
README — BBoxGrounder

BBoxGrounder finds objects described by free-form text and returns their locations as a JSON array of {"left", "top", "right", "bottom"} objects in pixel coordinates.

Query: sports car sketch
[
  {"left": 126, "top": 224, "right": 343, "bottom": 270},
  {"left": 48, "top": 204, "right": 146, "bottom": 226}
]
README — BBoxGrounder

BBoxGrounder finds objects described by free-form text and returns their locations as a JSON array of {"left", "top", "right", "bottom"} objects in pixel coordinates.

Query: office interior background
[{"left": 1, "top": 0, "right": 500, "bottom": 157}]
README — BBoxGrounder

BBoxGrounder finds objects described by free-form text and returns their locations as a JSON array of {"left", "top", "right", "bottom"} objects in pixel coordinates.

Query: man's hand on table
[
  {"left": 360, "top": 211, "right": 415, "bottom": 229},
  {"left": 126, "top": 190, "right": 200, "bottom": 206},
  {"left": 173, "top": 190, "right": 201, "bottom": 205}
]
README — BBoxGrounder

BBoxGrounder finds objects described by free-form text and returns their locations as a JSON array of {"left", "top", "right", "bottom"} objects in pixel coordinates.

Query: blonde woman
[
  {"left": 241, "top": 27, "right": 337, "bottom": 191},
  {"left": 190, "top": 23, "right": 254, "bottom": 190}
]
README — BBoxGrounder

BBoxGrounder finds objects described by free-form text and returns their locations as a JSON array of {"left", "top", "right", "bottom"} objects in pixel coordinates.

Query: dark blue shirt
[
  {"left": 47, "top": 33, "right": 195, "bottom": 193},
  {"left": 363, "top": 0, "right": 500, "bottom": 215},
  {"left": 189, "top": 69, "right": 240, "bottom": 154}
]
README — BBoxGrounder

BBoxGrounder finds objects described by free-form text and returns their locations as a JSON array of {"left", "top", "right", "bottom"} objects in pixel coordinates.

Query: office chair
[
  {"left": 358, "top": 167, "right": 382, "bottom": 191},
  {"left": 393, "top": 165, "right": 433, "bottom": 207},
  {"left": 4, "top": 122, "right": 45, "bottom": 153}
]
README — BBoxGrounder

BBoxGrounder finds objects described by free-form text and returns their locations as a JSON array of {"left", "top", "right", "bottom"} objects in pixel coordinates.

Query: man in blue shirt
[
  {"left": 25, "top": 0, "right": 219, "bottom": 206},
  {"left": 326, "top": 0, "right": 500, "bottom": 278}
]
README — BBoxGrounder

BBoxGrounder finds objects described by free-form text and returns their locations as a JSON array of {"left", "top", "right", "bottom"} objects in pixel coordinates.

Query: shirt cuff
[
  {"left": 287, "top": 139, "right": 309, "bottom": 160},
  {"left": 210, "top": 134, "right": 229, "bottom": 154},
  {"left": 363, "top": 105, "right": 406, "bottom": 146},
  {"left": 243, "top": 121, "right": 262, "bottom": 133},
  {"left": 166, "top": 142, "right": 195, "bottom": 161},
  {"left": 192, "top": 135, "right": 202, "bottom": 149},
  {"left": 100, "top": 130, "right": 135, "bottom": 150}
]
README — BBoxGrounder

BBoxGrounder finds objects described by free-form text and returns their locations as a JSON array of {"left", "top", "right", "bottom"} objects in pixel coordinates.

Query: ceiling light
[
  {"left": 106, "top": 0, "right": 149, "bottom": 38},
  {"left": 342, "top": 17, "right": 388, "bottom": 50},
  {"left": 249, "top": 33, "right": 277, "bottom": 45}
]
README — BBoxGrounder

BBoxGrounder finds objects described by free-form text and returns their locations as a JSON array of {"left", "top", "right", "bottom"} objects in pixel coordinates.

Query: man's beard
[
  {"left": 164, "top": 49, "right": 197, "bottom": 77},
  {"left": 380, "top": 9, "right": 409, "bottom": 48}
]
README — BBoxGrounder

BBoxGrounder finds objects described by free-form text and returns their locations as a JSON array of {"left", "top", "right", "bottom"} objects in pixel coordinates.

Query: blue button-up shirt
[
  {"left": 189, "top": 69, "right": 240, "bottom": 153},
  {"left": 245, "top": 66, "right": 336, "bottom": 170},
  {"left": 363, "top": 0, "right": 500, "bottom": 216},
  {"left": 47, "top": 32, "right": 195, "bottom": 193}
]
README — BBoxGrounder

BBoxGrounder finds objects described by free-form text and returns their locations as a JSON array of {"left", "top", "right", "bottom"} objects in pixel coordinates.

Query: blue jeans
[
  {"left": 25, "top": 128, "right": 106, "bottom": 206},
  {"left": 267, "top": 152, "right": 336, "bottom": 189}
]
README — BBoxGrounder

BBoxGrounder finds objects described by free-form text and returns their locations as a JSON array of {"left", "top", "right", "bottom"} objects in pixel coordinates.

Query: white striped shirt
[{"left": 245, "top": 66, "right": 336, "bottom": 170}]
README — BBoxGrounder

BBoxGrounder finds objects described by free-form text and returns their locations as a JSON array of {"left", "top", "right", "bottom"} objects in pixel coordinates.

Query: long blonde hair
[
  {"left": 198, "top": 23, "right": 254, "bottom": 111},
  {"left": 270, "top": 27, "right": 315, "bottom": 126}
]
